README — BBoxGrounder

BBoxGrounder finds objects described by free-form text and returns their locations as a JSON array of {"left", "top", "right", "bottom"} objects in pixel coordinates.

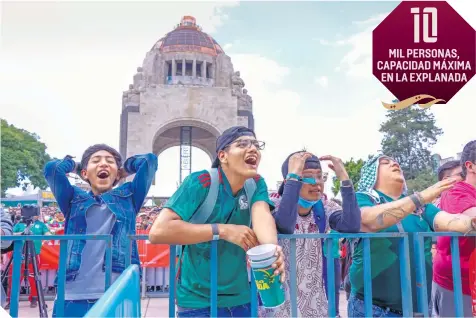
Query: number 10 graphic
[{"left": 411, "top": 7, "right": 438, "bottom": 43}]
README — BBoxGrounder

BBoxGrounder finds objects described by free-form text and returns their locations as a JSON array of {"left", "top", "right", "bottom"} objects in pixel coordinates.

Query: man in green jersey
[
  {"left": 150, "top": 126, "right": 285, "bottom": 317},
  {"left": 348, "top": 155, "right": 476, "bottom": 317}
]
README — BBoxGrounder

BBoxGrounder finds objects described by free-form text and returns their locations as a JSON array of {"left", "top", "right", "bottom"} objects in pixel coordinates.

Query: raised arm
[
  {"left": 273, "top": 180, "right": 301, "bottom": 234},
  {"left": 43, "top": 156, "right": 76, "bottom": 217},
  {"left": 433, "top": 211, "right": 476, "bottom": 234},
  {"left": 319, "top": 155, "right": 361, "bottom": 233},
  {"left": 328, "top": 184, "right": 362, "bottom": 233},
  {"left": 123, "top": 153, "right": 158, "bottom": 213},
  {"left": 360, "top": 178, "right": 457, "bottom": 232}
]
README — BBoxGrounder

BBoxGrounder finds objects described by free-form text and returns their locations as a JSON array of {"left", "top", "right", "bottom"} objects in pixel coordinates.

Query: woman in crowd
[{"left": 260, "top": 151, "right": 361, "bottom": 317}]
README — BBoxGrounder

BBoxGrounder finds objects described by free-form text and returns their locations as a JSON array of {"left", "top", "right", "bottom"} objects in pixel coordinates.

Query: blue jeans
[
  {"left": 347, "top": 294, "right": 402, "bottom": 317},
  {"left": 52, "top": 299, "right": 97, "bottom": 317},
  {"left": 177, "top": 303, "right": 251, "bottom": 317}
]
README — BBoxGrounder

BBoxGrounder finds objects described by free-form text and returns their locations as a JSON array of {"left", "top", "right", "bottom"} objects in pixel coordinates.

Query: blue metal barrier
[
  {"left": 414, "top": 232, "right": 476, "bottom": 318},
  {"left": 2, "top": 232, "right": 471, "bottom": 318},
  {"left": 84, "top": 265, "right": 141, "bottom": 318},
  {"left": 2, "top": 235, "right": 112, "bottom": 318},
  {"left": 132, "top": 232, "right": 471, "bottom": 318}
]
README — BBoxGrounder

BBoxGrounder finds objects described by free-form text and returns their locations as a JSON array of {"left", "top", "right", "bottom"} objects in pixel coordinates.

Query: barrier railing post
[
  {"left": 105, "top": 237, "right": 112, "bottom": 290},
  {"left": 290, "top": 238, "right": 298, "bottom": 318},
  {"left": 326, "top": 237, "right": 336, "bottom": 317},
  {"left": 250, "top": 270, "right": 258, "bottom": 316},
  {"left": 169, "top": 245, "right": 176, "bottom": 318},
  {"left": 398, "top": 235, "right": 413, "bottom": 317},
  {"left": 9, "top": 241, "right": 23, "bottom": 318},
  {"left": 414, "top": 234, "right": 429, "bottom": 316},
  {"left": 363, "top": 237, "right": 373, "bottom": 317},
  {"left": 450, "top": 236, "right": 464, "bottom": 317},
  {"left": 210, "top": 240, "right": 218, "bottom": 318},
  {"left": 56, "top": 240, "right": 68, "bottom": 318}
]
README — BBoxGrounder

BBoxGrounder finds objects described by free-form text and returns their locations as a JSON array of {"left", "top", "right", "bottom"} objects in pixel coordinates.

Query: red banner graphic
[{"left": 25, "top": 230, "right": 170, "bottom": 270}]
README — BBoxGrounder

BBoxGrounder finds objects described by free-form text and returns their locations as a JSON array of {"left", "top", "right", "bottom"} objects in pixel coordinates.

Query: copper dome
[{"left": 153, "top": 16, "right": 224, "bottom": 56}]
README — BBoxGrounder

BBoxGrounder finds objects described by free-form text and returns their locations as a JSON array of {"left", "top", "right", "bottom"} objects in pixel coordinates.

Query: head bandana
[
  {"left": 278, "top": 151, "right": 322, "bottom": 196},
  {"left": 211, "top": 126, "right": 256, "bottom": 168},
  {"left": 357, "top": 154, "right": 407, "bottom": 202}
]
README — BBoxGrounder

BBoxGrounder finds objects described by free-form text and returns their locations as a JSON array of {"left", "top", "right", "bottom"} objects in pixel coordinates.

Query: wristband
[
  {"left": 409, "top": 193, "right": 423, "bottom": 210},
  {"left": 211, "top": 224, "right": 220, "bottom": 241},
  {"left": 340, "top": 180, "right": 353, "bottom": 188},
  {"left": 286, "top": 173, "right": 300, "bottom": 181}
]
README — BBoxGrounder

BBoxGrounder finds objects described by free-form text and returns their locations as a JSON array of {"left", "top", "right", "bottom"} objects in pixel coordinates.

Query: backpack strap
[
  {"left": 190, "top": 168, "right": 220, "bottom": 224},
  {"left": 244, "top": 178, "right": 257, "bottom": 227},
  {"left": 176, "top": 168, "right": 220, "bottom": 258}
]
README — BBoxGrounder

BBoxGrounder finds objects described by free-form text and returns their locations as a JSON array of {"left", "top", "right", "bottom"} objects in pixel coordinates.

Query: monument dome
[{"left": 152, "top": 16, "right": 224, "bottom": 56}]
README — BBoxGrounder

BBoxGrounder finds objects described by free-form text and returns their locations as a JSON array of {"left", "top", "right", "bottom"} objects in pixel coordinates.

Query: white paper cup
[{"left": 247, "top": 244, "right": 278, "bottom": 262}]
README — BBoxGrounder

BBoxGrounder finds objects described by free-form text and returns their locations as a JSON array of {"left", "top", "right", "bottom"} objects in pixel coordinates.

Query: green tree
[
  {"left": 379, "top": 106, "right": 443, "bottom": 180},
  {"left": 332, "top": 158, "right": 366, "bottom": 196},
  {"left": 1, "top": 119, "right": 52, "bottom": 196},
  {"left": 405, "top": 169, "right": 438, "bottom": 194}
]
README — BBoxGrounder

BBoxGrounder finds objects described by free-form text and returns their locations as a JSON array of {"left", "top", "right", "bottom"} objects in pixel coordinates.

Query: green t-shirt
[
  {"left": 13, "top": 221, "right": 50, "bottom": 255},
  {"left": 349, "top": 190, "right": 440, "bottom": 311},
  {"left": 164, "top": 168, "right": 274, "bottom": 308}
]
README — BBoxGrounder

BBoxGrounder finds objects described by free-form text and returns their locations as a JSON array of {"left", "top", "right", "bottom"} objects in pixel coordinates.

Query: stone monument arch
[{"left": 119, "top": 16, "right": 254, "bottom": 182}]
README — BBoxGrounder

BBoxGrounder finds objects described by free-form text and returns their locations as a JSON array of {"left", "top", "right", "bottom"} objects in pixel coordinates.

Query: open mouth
[
  {"left": 245, "top": 155, "right": 258, "bottom": 166},
  {"left": 97, "top": 170, "right": 110, "bottom": 179}
]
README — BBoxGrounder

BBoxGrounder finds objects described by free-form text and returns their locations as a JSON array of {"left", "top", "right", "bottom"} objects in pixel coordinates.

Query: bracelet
[
  {"left": 286, "top": 173, "right": 301, "bottom": 181},
  {"left": 211, "top": 224, "right": 220, "bottom": 241},
  {"left": 409, "top": 193, "right": 423, "bottom": 210}
]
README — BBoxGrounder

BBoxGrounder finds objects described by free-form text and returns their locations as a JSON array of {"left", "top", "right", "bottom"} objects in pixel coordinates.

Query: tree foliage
[
  {"left": 379, "top": 106, "right": 443, "bottom": 180},
  {"left": 405, "top": 169, "right": 438, "bottom": 194},
  {"left": 1, "top": 119, "right": 52, "bottom": 196},
  {"left": 332, "top": 158, "right": 366, "bottom": 196}
]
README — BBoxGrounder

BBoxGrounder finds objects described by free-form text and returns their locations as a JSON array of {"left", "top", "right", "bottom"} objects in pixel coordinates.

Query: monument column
[
  {"left": 201, "top": 62, "right": 206, "bottom": 78},
  {"left": 172, "top": 59, "right": 176, "bottom": 76},
  {"left": 182, "top": 59, "right": 186, "bottom": 76},
  {"left": 192, "top": 59, "right": 197, "bottom": 77}
]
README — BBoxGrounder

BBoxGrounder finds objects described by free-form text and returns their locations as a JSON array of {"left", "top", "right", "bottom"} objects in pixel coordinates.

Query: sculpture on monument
[
  {"left": 133, "top": 67, "right": 144, "bottom": 90},
  {"left": 231, "top": 71, "right": 245, "bottom": 97},
  {"left": 239, "top": 89, "right": 253, "bottom": 110},
  {"left": 123, "top": 84, "right": 140, "bottom": 106}
]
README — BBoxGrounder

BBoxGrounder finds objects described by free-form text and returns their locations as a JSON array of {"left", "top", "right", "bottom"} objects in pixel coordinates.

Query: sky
[{"left": 1, "top": 0, "right": 475, "bottom": 197}]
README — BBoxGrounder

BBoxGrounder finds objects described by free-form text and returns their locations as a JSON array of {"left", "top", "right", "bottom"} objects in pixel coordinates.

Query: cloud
[
  {"left": 352, "top": 13, "right": 389, "bottom": 25},
  {"left": 314, "top": 76, "right": 329, "bottom": 88},
  {"left": 0, "top": 1, "right": 239, "bottom": 197},
  {"left": 223, "top": 43, "right": 233, "bottom": 50},
  {"left": 334, "top": 13, "right": 388, "bottom": 78}
]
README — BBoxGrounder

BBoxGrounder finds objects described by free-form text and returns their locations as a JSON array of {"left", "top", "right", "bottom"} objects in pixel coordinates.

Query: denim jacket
[{"left": 43, "top": 153, "right": 158, "bottom": 282}]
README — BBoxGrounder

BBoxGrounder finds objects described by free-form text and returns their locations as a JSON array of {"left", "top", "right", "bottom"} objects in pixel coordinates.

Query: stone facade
[{"left": 120, "top": 16, "right": 254, "bottom": 160}]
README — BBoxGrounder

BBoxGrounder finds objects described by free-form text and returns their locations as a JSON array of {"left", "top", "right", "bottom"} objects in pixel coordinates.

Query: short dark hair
[
  {"left": 437, "top": 160, "right": 461, "bottom": 181},
  {"left": 461, "top": 140, "right": 476, "bottom": 178},
  {"left": 80, "top": 144, "right": 122, "bottom": 170}
]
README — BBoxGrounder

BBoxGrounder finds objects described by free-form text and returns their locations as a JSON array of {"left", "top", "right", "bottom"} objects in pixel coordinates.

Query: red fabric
[
  {"left": 37, "top": 230, "right": 170, "bottom": 270},
  {"left": 433, "top": 181, "right": 476, "bottom": 295},
  {"left": 7, "top": 256, "right": 39, "bottom": 302},
  {"left": 470, "top": 250, "right": 476, "bottom": 316}
]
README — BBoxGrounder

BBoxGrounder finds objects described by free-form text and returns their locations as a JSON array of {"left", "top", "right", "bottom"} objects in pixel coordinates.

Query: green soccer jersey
[
  {"left": 13, "top": 220, "right": 50, "bottom": 255},
  {"left": 349, "top": 190, "right": 440, "bottom": 311},
  {"left": 164, "top": 168, "right": 275, "bottom": 309}
]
